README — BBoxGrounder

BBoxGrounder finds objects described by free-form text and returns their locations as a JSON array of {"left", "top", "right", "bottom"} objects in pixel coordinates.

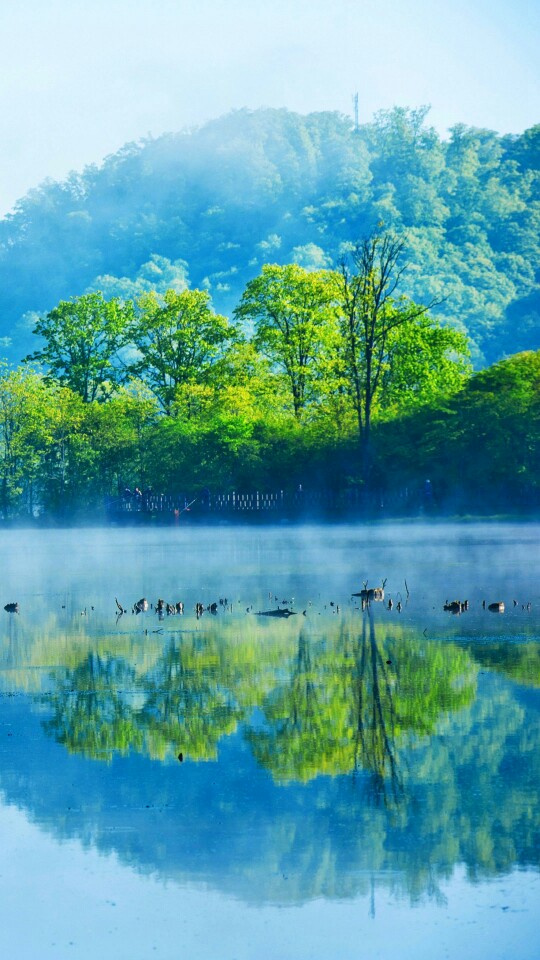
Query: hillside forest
[{"left": 0, "top": 107, "right": 538, "bottom": 520}]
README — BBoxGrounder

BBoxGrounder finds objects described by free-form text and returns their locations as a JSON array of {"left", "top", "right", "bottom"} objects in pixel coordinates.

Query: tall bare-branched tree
[{"left": 336, "top": 230, "right": 466, "bottom": 482}]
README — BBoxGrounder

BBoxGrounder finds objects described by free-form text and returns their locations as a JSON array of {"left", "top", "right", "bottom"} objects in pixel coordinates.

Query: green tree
[
  {"left": 234, "top": 263, "right": 339, "bottom": 418},
  {"left": 373, "top": 349, "right": 540, "bottom": 512},
  {"left": 25, "top": 292, "right": 134, "bottom": 402},
  {"left": 2, "top": 108, "right": 540, "bottom": 368},
  {"left": 431, "top": 350, "right": 540, "bottom": 508},
  {"left": 129, "top": 288, "right": 237, "bottom": 414},
  {"left": 37, "top": 384, "right": 85, "bottom": 516},
  {"left": 0, "top": 365, "right": 60, "bottom": 517},
  {"left": 379, "top": 316, "right": 470, "bottom": 416},
  {"left": 336, "top": 230, "right": 468, "bottom": 481},
  {"left": 29, "top": 381, "right": 159, "bottom": 517}
]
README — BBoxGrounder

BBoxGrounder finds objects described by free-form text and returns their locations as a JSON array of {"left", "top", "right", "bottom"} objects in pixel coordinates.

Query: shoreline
[{"left": 1, "top": 511, "right": 539, "bottom": 530}]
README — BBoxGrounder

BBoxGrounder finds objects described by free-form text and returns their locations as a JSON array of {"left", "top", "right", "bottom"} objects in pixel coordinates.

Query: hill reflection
[{"left": 0, "top": 608, "right": 539, "bottom": 906}]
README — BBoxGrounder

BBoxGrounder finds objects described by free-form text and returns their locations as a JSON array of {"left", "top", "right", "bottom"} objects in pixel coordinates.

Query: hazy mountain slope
[{"left": 0, "top": 107, "right": 538, "bottom": 365}]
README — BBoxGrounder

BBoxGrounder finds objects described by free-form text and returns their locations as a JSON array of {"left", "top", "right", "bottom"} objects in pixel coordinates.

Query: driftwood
[
  {"left": 352, "top": 588, "right": 385, "bottom": 602},
  {"left": 256, "top": 608, "right": 297, "bottom": 618},
  {"left": 444, "top": 600, "right": 469, "bottom": 614}
]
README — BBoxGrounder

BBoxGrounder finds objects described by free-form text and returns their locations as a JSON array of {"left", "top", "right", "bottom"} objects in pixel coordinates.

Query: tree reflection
[
  {"left": 42, "top": 634, "right": 254, "bottom": 763},
  {"left": 40, "top": 616, "right": 476, "bottom": 782},
  {"left": 246, "top": 630, "right": 352, "bottom": 783},
  {"left": 468, "top": 641, "right": 540, "bottom": 689},
  {"left": 350, "top": 609, "right": 403, "bottom": 803},
  {"left": 6, "top": 615, "right": 540, "bottom": 907},
  {"left": 138, "top": 637, "right": 245, "bottom": 760},
  {"left": 247, "top": 612, "right": 476, "bottom": 800},
  {"left": 43, "top": 653, "right": 143, "bottom": 761}
]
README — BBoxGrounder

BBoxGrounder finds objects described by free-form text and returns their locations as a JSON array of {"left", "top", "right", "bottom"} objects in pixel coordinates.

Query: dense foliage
[
  {"left": 1, "top": 237, "right": 505, "bottom": 519},
  {"left": 373, "top": 349, "right": 540, "bottom": 513},
  {"left": 1, "top": 107, "right": 539, "bottom": 365},
  {"left": 0, "top": 286, "right": 537, "bottom": 521}
]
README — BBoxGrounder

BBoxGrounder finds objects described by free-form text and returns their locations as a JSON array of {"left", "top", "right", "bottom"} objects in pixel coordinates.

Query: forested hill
[{"left": 1, "top": 106, "right": 539, "bottom": 366}]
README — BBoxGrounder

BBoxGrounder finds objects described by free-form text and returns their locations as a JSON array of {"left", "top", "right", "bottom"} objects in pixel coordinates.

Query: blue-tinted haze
[{"left": 1, "top": 0, "right": 538, "bottom": 214}]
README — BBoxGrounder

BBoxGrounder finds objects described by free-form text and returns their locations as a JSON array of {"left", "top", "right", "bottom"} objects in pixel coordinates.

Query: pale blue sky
[{"left": 1, "top": 0, "right": 538, "bottom": 215}]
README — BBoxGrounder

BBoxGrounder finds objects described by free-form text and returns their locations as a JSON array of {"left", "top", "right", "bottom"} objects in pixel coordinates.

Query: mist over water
[
  {"left": 2, "top": 521, "right": 539, "bottom": 616},
  {"left": 0, "top": 521, "right": 539, "bottom": 959}
]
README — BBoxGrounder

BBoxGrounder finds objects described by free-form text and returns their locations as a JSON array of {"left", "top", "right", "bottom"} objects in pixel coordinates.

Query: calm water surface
[{"left": 0, "top": 522, "right": 539, "bottom": 959}]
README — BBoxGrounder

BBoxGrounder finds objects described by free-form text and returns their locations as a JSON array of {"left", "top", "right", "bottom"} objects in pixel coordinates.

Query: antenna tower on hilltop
[{"left": 352, "top": 92, "right": 359, "bottom": 133}]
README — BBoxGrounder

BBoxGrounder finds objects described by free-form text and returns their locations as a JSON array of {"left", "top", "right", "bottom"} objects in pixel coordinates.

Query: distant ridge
[{"left": 1, "top": 106, "right": 539, "bottom": 365}]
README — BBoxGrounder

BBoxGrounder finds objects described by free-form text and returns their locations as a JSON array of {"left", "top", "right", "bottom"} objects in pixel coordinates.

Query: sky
[{"left": 1, "top": 0, "right": 538, "bottom": 216}]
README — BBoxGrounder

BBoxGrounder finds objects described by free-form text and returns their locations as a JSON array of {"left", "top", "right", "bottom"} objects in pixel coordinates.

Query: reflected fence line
[{"left": 106, "top": 486, "right": 427, "bottom": 522}]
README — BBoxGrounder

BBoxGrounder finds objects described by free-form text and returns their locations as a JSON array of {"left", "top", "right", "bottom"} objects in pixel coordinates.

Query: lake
[{"left": 0, "top": 522, "right": 539, "bottom": 959}]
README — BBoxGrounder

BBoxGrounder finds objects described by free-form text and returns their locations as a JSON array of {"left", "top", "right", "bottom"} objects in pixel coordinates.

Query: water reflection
[
  {"left": 6, "top": 609, "right": 478, "bottom": 778},
  {"left": 467, "top": 640, "right": 540, "bottom": 688},
  {"left": 1, "top": 596, "right": 538, "bottom": 907},
  {"left": 43, "top": 654, "right": 144, "bottom": 761},
  {"left": 247, "top": 610, "right": 476, "bottom": 806}
]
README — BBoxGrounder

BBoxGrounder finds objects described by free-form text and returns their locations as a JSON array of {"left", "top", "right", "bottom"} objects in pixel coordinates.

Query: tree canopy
[
  {"left": 0, "top": 262, "right": 533, "bottom": 520},
  {"left": 335, "top": 231, "right": 470, "bottom": 475},
  {"left": 234, "top": 263, "right": 339, "bottom": 417},
  {"left": 128, "top": 288, "right": 237, "bottom": 414},
  {"left": 25, "top": 291, "right": 134, "bottom": 402}
]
